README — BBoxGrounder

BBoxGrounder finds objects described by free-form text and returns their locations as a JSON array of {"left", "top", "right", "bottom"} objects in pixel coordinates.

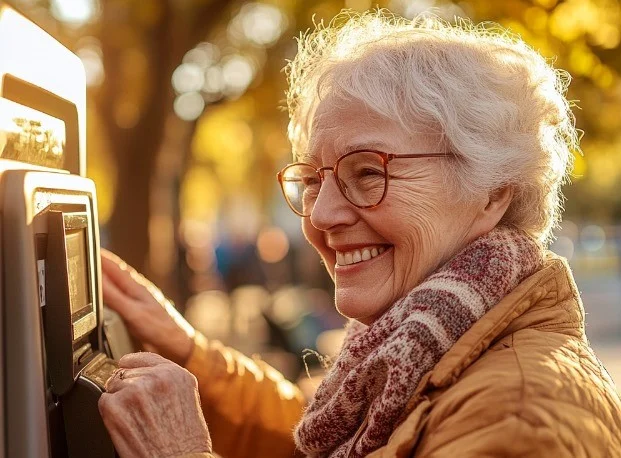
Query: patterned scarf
[{"left": 295, "top": 226, "right": 544, "bottom": 457}]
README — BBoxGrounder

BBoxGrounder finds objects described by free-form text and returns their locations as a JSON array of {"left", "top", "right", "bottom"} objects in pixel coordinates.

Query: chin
[{"left": 335, "top": 296, "right": 385, "bottom": 325}]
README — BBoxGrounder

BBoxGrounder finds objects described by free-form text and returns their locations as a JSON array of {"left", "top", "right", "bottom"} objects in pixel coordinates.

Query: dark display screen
[{"left": 65, "top": 229, "right": 90, "bottom": 315}]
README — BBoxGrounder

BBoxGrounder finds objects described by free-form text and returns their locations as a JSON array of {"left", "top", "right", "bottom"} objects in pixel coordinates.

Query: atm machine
[{"left": 0, "top": 3, "right": 133, "bottom": 457}]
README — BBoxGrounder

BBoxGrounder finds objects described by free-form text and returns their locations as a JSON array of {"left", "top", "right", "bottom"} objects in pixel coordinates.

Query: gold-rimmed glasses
[{"left": 277, "top": 149, "right": 450, "bottom": 217}]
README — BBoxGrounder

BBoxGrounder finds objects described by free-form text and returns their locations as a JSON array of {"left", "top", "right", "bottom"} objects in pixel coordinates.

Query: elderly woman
[{"left": 99, "top": 10, "right": 621, "bottom": 458}]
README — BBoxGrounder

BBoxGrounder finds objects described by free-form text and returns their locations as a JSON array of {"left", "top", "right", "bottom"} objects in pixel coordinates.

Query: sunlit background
[{"left": 9, "top": 0, "right": 621, "bottom": 385}]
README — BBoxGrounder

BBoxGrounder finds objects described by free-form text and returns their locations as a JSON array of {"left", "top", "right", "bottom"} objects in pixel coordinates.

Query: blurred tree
[{"left": 95, "top": 0, "right": 232, "bottom": 273}]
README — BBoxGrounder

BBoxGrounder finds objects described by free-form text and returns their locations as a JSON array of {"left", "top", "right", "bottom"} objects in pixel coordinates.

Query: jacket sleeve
[{"left": 184, "top": 332, "right": 306, "bottom": 458}]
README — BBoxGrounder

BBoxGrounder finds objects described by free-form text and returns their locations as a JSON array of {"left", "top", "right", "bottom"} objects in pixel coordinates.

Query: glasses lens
[
  {"left": 337, "top": 151, "right": 387, "bottom": 207},
  {"left": 281, "top": 164, "right": 320, "bottom": 216}
]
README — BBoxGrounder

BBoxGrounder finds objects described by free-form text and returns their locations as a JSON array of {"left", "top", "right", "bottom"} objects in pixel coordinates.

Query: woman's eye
[
  {"left": 302, "top": 176, "right": 320, "bottom": 186},
  {"left": 358, "top": 167, "right": 383, "bottom": 177}
]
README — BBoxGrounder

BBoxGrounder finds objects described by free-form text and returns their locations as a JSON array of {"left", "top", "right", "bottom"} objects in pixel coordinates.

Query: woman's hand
[
  {"left": 99, "top": 352, "right": 212, "bottom": 458},
  {"left": 101, "top": 249, "right": 195, "bottom": 366}
]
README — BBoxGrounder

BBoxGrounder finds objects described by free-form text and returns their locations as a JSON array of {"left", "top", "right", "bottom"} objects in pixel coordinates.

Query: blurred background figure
[
  {"left": 9, "top": 0, "right": 620, "bottom": 385},
  {"left": 214, "top": 229, "right": 265, "bottom": 292}
]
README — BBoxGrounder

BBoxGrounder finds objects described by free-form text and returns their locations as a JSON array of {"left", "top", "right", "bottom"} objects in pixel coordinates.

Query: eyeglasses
[{"left": 277, "top": 149, "right": 450, "bottom": 217}]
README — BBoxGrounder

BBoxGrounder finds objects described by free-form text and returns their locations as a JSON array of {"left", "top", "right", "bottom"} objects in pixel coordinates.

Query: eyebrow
[
  {"left": 339, "top": 141, "right": 394, "bottom": 154},
  {"left": 299, "top": 141, "right": 394, "bottom": 165}
]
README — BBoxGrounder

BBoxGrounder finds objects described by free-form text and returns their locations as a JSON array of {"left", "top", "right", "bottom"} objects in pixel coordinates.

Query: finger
[
  {"left": 102, "top": 272, "right": 140, "bottom": 321},
  {"left": 115, "top": 367, "right": 151, "bottom": 380},
  {"left": 98, "top": 392, "right": 118, "bottom": 424},
  {"left": 119, "top": 352, "right": 170, "bottom": 369},
  {"left": 101, "top": 250, "right": 134, "bottom": 283},
  {"left": 101, "top": 252, "right": 151, "bottom": 302},
  {"left": 101, "top": 248, "right": 127, "bottom": 265},
  {"left": 105, "top": 368, "right": 126, "bottom": 393},
  {"left": 105, "top": 367, "right": 152, "bottom": 393},
  {"left": 99, "top": 393, "right": 150, "bottom": 458}
]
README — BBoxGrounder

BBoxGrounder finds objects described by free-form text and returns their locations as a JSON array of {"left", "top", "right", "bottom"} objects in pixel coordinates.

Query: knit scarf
[{"left": 295, "top": 226, "right": 544, "bottom": 457}]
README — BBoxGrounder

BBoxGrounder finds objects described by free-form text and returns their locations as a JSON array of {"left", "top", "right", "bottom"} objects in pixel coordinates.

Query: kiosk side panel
[{"left": 2, "top": 174, "right": 49, "bottom": 458}]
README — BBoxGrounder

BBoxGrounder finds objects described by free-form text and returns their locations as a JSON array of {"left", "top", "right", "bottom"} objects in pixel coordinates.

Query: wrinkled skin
[
  {"left": 99, "top": 352, "right": 212, "bottom": 457},
  {"left": 301, "top": 97, "right": 513, "bottom": 323}
]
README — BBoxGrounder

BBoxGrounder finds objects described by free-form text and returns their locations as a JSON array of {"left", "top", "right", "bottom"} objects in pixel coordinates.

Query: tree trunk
[
  {"left": 98, "top": 0, "right": 174, "bottom": 270},
  {"left": 98, "top": 0, "right": 230, "bottom": 272}
]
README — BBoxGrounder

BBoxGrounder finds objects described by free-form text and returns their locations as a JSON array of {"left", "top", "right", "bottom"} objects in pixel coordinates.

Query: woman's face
[{"left": 301, "top": 97, "right": 490, "bottom": 324}]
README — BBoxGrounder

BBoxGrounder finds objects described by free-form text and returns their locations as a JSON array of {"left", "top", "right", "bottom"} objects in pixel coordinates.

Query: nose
[{"left": 309, "top": 170, "right": 358, "bottom": 230}]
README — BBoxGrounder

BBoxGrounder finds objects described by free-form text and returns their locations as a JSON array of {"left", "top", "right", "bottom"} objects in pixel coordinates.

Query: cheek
[
  {"left": 301, "top": 219, "right": 320, "bottom": 248},
  {"left": 387, "top": 187, "right": 448, "bottom": 246},
  {"left": 384, "top": 186, "right": 456, "bottom": 276},
  {"left": 301, "top": 219, "right": 334, "bottom": 277}
]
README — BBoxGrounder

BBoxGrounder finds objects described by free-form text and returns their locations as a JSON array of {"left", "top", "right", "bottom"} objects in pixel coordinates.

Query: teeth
[{"left": 336, "top": 246, "right": 387, "bottom": 267}]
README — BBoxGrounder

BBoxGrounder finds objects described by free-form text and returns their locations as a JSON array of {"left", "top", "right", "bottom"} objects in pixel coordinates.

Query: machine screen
[
  {"left": 65, "top": 228, "right": 90, "bottom": 316},
  {"left": 0, "top": 97, "right": 66, "bottom": 168}
]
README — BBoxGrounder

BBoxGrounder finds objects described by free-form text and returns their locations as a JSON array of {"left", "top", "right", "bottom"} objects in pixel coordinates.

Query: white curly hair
[{"left": 284, "top": 10, "right": 579, "bottom": 245}]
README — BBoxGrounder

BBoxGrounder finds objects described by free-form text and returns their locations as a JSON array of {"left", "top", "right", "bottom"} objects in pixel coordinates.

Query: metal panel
[{"left": 2, "top": 169, "right": 100, "bottom": 458}]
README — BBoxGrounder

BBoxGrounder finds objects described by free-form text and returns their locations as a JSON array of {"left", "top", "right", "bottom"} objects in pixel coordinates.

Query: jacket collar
[{"left": 411, "top": 253, "right": 584, "bottom": 395}]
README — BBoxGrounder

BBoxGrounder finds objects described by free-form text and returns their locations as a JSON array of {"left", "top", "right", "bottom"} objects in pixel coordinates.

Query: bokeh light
[
  {"left": 202, "top": 66, "right": 224, "bottom": 95},
  {"left": 581, "top": 224, "right": 606, "bottom": 252},
  {"left": 172, "top": 63, "right": 205, "bottom": 94},
  {"left": 184, "top": 290, "right": 231, "bottom": 341},
  {"left": 229, "top": 3, "right": 288, "bottom": 46},
  {"left": 257, "top": 226, "right": 290, "bottom": 263},
  {"left": 240, "top": 3, "right": 287, "bottom": 46},
  {"left": 174, "top": 92, "right": 205, "bottom": 121},
  {"left": 221, "top": 55, "right": 255, "bottom": 97},
  {"left": 183, "top": 42, "right": 220, "bottom": 69},
  {"left": 50, "top": 0, "right": 99, "bottom": 25}
]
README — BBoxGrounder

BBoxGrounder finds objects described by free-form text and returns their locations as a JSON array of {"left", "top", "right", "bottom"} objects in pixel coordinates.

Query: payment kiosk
[{"left": 0, "top": 4, "right": 133, "bottom": 457}]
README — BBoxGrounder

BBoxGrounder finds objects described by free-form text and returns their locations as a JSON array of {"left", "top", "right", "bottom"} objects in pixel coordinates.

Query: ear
[{"left": 468, "top": 185, "right": 514, "bottom": 240}]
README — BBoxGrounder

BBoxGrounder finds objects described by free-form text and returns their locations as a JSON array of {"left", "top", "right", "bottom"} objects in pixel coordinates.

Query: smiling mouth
[{"left": 336, "top": 246, "right": 387, "bottom": 266}]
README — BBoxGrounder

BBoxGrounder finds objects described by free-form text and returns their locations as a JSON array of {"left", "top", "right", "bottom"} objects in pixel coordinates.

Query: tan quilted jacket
[{"left": 184, "top": 254, "right": 621, "bottom": 457}]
